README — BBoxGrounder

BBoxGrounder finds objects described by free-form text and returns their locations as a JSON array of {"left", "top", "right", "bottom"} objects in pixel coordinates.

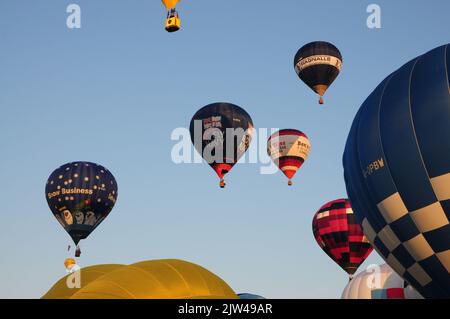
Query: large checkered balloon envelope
[
  {"left": 343, "top": 44, "right": 450, "bottom": 298},
  {"left": 45, "top": 162, "right": 118, "bottom": 257},
  {"left": 312, "top": 199, "right": 373, "bottom": 279}
]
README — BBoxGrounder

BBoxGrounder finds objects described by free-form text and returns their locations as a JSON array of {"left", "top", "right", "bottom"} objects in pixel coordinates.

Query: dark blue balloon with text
[{"left": 45, "top": 162, "right": 118, "bottom": 252}]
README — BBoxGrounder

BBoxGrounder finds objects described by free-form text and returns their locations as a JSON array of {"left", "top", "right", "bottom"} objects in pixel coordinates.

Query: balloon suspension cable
[
  {"left": 288, "top": 180, "right": 293, "bottom": 186},
  {"left": 319, "top": 96, "right": 324, "bottom": 105},
  {"left": 75, "top": 245, "right": 81, "bottom": 257},
  {"left": 219, "top": 179, "right": 226, "bottom": 188}
]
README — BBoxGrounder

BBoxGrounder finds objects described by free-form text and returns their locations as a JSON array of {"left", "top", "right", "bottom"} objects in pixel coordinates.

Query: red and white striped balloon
[{"left": 267, "top": 129, "right": 311, "bottom": 186}]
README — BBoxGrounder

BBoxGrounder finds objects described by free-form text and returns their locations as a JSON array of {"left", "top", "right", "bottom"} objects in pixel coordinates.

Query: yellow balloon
[
  {"left": 63, "top": 258, "right": 76, "bottom": 269},
  {"left": 42, "top": 259, "right": 238, "bottom": 299},
  {"left": 161, "top": 0, "right": 179, "bottom": 10}
]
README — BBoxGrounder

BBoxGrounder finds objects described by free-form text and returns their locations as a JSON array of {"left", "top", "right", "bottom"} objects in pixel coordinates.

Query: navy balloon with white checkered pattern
[{"left": 343, "top": 44, "right": 450, "bottom": 299}]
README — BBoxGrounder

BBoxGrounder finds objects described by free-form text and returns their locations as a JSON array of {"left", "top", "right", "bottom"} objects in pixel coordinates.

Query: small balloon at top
[{"left": 294, "top": 41, "right": 342, "bottom": 105}]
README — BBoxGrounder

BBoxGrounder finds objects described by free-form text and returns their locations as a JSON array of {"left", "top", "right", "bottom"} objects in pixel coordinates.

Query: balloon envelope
[
  {"left": 343, "top": 44, "right": 450, "bottom": 299},
  {"left": 64, "top": 258, "right": 76, "bottom": 269},
  {"left": 162, "top": 0, "right": 179, "bottom": 9},
  {"left": 189, "top": 102, "right": 254, "bottom": 185},
  {"left": 342, "top": 264, "right": 423, "bottom": 299},
  {"left": 294, "top": 41, "right": 342, "bottom": 103},
  {"left": 43, "top": 259, "right": 237, "bottom": 299},
  {"left": 267, "top": 129, "right": 310, "bottom": 185},
  {"left": 312, "top": 199, "right": 373, "bottom": 276},
  {"left": 45, "top": 161, "right": 118, "bottom": 246}
]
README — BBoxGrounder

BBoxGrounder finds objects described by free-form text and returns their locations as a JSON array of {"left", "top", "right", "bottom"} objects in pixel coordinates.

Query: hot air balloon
[
  {"left": 45, "top": 161, "right": 118, "bottom": 257},
  {"left": 294, "top": 41, "right": 342, "bottom": 104},
  {"left": 267, "top": 129, "right": 310, "bottom": 186},
  {"left": 189, "top": 102, "right": 254, "bottom": 188},
  {"left": 341, "top": 264, "right": 423, "bottom": 299},
  {"left": 64, "top": 258, "right": 76, "bottom": 270},
  {"left": 312, "top": 199, "right": 373, "bottom": 280},
  {"left": 343, "top": 44, "right": 450, "bottom": 299},
  {"left": 64, "top": 257, "right": 80, "bottom": 273},
  {"left": 43, "top": 259, "right": 238, "bottom": 299},
  {"left": 162, "top": 0, "right": 181, "bottom": 32}
]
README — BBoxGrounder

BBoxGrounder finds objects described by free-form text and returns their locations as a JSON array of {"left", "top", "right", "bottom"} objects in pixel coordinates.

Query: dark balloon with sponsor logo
[
  {"left": 189, "top": 102, "right": 254, "bottom": 188},
  {"left": 343, "top": 44, "right": 450, "bottom": 298},
  {"left": 45, "top": 161, "right": 118, "bottom": 257},
  {"left": 294, "top": 41, "right": 342, "bottom": 104}
]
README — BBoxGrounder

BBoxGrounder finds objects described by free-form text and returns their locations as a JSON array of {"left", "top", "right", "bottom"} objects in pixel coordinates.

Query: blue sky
[{"left": 0, "top": 0, "right": 449, "bottom": 298}]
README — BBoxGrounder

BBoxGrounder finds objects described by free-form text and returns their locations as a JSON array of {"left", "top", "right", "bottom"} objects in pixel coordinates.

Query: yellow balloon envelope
[
  {"left": 162, "top": 0, "right": 179, "bottom": 9},
  {"left": 63, "top": 258, "right": 76, "bottom": 269},
  {"left": 42, "top": 259, "right": 238, "bottom": 299}
]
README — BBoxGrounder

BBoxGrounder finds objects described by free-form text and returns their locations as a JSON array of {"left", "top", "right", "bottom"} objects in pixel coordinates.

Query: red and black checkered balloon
[{"left": 312, "top": 199, "right": 373, "bottom": 276}]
